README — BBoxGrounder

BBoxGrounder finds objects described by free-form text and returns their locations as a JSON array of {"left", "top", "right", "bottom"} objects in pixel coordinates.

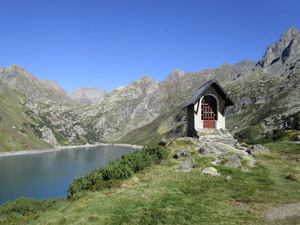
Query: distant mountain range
[
  {"left": 0, "top": 27, "right": 299, "bottom": 151},
  {"left": 69, "top": 87, "right": 107, "bottom": 106}
]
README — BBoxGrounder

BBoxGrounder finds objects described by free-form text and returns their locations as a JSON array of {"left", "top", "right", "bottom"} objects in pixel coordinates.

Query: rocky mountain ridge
[
  {"left": 0, "top": 27, "right": 300, "bottom": 151},
  {"left": 0, "top": 65, "right": 74, "bottom": 106}
]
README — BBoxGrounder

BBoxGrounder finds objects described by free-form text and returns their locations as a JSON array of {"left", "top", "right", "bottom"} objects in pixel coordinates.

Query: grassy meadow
[{"left": 1, "top": 137, "right": 300, "bottom": 224}]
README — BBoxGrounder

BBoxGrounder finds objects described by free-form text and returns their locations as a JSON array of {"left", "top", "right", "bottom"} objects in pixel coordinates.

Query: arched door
[{"left": 201, "top": 95, "right": 217, "bottom": 128}]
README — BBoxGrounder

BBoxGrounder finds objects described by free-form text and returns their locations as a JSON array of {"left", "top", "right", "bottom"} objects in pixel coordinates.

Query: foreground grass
[{"left": 2, "top": 140, "right": 300, "bottom": 224}]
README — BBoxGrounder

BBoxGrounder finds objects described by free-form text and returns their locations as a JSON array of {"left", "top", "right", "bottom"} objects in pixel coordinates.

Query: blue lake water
[{"left": 0, "top": 145, "right": 136, "bottom": 205}]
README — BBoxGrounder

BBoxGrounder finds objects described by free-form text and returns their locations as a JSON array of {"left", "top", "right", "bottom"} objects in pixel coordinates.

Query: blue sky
[{"left": 1, "top": 0, "right": 299, "bottom": 93}]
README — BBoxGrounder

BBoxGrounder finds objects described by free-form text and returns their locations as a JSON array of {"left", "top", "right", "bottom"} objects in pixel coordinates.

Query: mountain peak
[
  {"left": 284, "top": 26, "right": 298, "bottom": 38},
  {"left": 164, "top": 69, "right": 185, "bottom": 83},
  {"left": 256, "top": 27, "right": 300, "bottom": 69}
]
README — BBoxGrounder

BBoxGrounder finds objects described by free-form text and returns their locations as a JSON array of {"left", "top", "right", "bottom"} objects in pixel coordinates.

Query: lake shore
[{"left": 0, "top": 143, "right": 144, "bottom": 158}]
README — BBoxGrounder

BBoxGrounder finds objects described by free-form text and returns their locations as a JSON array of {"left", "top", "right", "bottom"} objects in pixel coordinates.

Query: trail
[{"left": 265, "top": 202, "right": 300, "bottom": 221}]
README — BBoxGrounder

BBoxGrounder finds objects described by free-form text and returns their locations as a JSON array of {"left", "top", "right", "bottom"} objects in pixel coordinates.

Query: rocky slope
[
  {"left": 0, "top": 65, "right": 74, "bottom": 106},
  {"left": 69, "top": 87, "right": 107, "bottom": 106},
  {"left": 0, "top": 27, "right": 299, "bottom": 151}
]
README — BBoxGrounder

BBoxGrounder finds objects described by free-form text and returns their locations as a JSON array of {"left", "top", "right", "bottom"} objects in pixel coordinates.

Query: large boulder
[
  {"left": 247, "top": 144, "right": 270, "bottom": 155},
  {"left": 201, "top": 167, "right": 220, "bottom": 176}
]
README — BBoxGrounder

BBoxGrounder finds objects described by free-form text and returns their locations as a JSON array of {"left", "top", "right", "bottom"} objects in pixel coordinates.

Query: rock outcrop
[
  {"left": 178, "top": 129, "right": 258, "bottom": 171},
  {"left": 256, "top": 26, "right": 300, "bottom": 76}
]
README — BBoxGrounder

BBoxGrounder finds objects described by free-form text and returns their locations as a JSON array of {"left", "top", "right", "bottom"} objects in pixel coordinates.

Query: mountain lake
[{"left": 0, "top": 145, "right": 136, "bottom": 205}]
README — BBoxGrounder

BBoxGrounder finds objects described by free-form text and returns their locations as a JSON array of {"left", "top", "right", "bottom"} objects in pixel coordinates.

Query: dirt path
[{"left": 265, "top": 202, "right": 300, "bottom": 221}]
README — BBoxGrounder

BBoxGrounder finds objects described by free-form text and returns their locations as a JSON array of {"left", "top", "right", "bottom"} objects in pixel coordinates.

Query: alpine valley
[{"left": 1, "top": 27, "right": 300, "bottom": 152}]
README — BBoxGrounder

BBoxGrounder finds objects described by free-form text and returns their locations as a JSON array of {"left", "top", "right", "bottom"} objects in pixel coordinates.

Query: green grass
[
  {"left": 0, "top": 87, "right": 51, "bottom": 152},
  {"left": 264, "top": 141, "right": 300, "bottom": 154},
  {"left": 118, "top": 105, "right": 186, "bottom": 145},
  {"left": 2, "top": 140, "right": 300, "bottom": 224}
]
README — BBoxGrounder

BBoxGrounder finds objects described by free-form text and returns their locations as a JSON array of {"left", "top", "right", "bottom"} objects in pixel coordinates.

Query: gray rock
[
  {"left": 173, "top": 148, "right": 193, "bottom": 159},
  {"left": 247, "top": 145, "right": 270, "bottom": 155},
  {"left": 224, "top": 155, "right": 242, "bottom": 168},
  {"left": 201, "top": 167, "right": 220, "bottom": 176},
  {"left": 181, "top": 157, "right": 196, "bottom": 172},
  {"left": 240, "top": 154, "right": 256, "bottom": 167},
  {"left": 163, "top": 69, "right": 185, "bottom": 83}
]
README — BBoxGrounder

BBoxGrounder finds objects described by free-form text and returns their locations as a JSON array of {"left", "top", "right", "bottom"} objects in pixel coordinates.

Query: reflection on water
[{"left": 0, "top": 145, "right": 135, "bottom": 204}]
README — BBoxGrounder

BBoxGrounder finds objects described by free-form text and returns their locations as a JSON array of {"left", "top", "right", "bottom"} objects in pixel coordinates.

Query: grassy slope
[
  {"left": 226, "top": 71, "right": 300, "bottom": 143},
  {"left": 0, "top": 87, "right": 51, "bottom": 152},
  {"left": 118, "top": 104, "right": 186, "bottom": 145},
  {"left": 18, "top": 139, "right": 300, "bottom": 225}
]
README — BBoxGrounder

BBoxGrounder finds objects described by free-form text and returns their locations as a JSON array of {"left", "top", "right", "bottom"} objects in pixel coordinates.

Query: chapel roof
[{"left": 183, "top": 79, "right": 234, "bottom": 109}]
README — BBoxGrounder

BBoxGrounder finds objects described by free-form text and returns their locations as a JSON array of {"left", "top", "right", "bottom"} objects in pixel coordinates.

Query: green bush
[
  {"left": 67, "top": 176, "right": 89, "bottom": 198},
  {"left": 272, "top": 129, "right": 286, "bottom": 140},
  {"left": 67, "top": 145, "right": 168, "bottom": 199},
  {"left": 92, "top": 179, "right": 121, "bottom": 191},
  {"left": 84, "top": 168, "right": 103, "bottom": 187},
  {"left": 0, "top": 197, "right": 58, "bottom": 223},
  {"left": 103, "top": 163, "right": 133, "bottom": 180}
]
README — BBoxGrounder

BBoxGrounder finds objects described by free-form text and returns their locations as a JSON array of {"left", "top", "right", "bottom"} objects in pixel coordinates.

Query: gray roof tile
[{"left": 183, "top": 79, "right": 234, "bottom": 109}]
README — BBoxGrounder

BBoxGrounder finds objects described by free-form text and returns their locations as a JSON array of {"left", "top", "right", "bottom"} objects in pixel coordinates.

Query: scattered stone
[
  {"left": 235, "top": 142, "right": 249, "bottom": 151},
  {"left": 214, "top": 138, "right": 236, "bottom": 145},
  {"left": 181, "top": 157, "right": 196, "bottom": 172},
  {"left": 247, "top": 144, "right": 270, "bottom": 155},
  {"left": 173, "top": 148, "right": 193, "bottom": 159},
  {"left": 226, "top": 176, "right": 232, "bottom": 181},
  {"left": 241, "top": 142, "right": 249, "bottom": 148},
  {"left": 173, "top": 148, "right": 195, "bottom": 172},
  {"left": 201, "top": 167, "right": 220, "bottom": 176},
  {"left": 224, "top": 155, "right": 242, "bottom": 168}
]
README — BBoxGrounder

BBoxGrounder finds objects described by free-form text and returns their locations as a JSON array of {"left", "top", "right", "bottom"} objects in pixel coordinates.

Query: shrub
[
  {"left": 272, "top": 129, "right": 286, "bottom": 141},
  {"left": 67, "top": 145, "right": 168, "bottom": 199},
  {"left": 92, "top": 179, "right": 121, "bottom": 191},
  {"left": 0, "top": 197, "right": 58, "bottom": 223},
  {"left": 103, "top": 163, "right": 134, "bottom": 180},
  {"left": 84, "top": 168, "right": 103, "bottom": 187},
  {"left": 67, "top": 176, "right": 89, "bottom": 199}
]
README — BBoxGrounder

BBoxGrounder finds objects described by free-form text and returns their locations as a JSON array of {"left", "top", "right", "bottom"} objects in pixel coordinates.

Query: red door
[{"left": 201, "top": 96, "right": 217, "bottom": 129}]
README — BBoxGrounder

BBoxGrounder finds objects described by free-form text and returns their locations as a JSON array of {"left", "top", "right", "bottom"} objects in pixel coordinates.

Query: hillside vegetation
[
  {"left": 1, "top": 137, "right": 300, "bottom": 224},
  {"left": 0, "top": 87, "right": 51, "bottom": 151}
]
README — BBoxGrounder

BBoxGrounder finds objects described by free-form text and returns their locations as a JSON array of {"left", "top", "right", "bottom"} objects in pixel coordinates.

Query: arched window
[{"left": 201, "top": 95, "right": 217, "bottom": 128}]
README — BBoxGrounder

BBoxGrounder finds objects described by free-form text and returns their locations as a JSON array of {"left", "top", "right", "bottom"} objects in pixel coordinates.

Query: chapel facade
[{"left": 183, "top": 79, "right": 234, "bottom": 136}]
